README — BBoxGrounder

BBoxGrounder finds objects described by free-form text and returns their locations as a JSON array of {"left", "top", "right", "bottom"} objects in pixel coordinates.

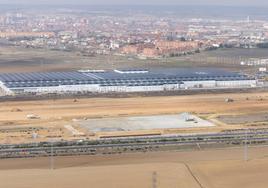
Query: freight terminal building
[{"left": 0, "top": 68, "right": 257, "bottom": 95}]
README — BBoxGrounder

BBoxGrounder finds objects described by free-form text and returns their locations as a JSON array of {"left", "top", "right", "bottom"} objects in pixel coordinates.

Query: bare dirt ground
[
  {"left": 217, "top": 113, "right": 268, "bottom": 124},
  {"left": 1, "top": 92, "right": 268, "bottom": 123},
  {"left": 0, "top": 92, "right": 268, "bottom": 143},
  {"left": 191, "top": 159, "right": 268, "bottom": 188},
  {"left": 0, "top": 163, "right": 201, "bottom": 188},
  {"left": 0, "top": 146, "right": 268, "bottom": 188}
]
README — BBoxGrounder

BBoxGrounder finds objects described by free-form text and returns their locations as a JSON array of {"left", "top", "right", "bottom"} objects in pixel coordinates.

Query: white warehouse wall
[
  {"left": 0, "top": 81, "right": 14, "bottom": 95},
  {"left": 216, "top": 80, "right": 257, "bottom": 87},
  {"left": 8, "top": 79, "right": 257, "bottom": 95},
  {"left": 183, "top": 80, "right": 216, "bottom": 88}
]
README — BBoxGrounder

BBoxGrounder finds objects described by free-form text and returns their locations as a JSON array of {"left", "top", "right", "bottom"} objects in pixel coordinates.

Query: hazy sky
[{"left": 0, "top": 0, "right": 268, "bottom": 6}]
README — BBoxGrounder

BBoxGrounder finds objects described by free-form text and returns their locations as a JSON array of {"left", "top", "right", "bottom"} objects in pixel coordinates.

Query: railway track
[{"left": 1, "top": 130, "right": 268, "bottom": 159}]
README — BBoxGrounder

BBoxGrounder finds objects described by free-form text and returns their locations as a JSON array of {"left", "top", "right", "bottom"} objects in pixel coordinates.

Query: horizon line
[{"left": 0, "top": 4, "right": 267, "bottom": 7}]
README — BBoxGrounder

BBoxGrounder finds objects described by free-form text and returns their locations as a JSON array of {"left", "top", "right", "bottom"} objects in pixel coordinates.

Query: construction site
[
  {"left": 0, "top": 47, "right": 268, "bottom": 188},
  {"left": 0, "top": 91, "right": 268, "bottom": 188},
  {"left": 0, "top": 91, "right": 267, "bottom": 143}
]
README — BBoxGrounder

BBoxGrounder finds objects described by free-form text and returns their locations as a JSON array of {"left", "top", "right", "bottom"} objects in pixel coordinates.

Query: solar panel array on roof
[
  {"left": 0, "top": 72, "right": 93, "bottom": 82},
  {"left": 0, "top": 68, "right": 253, "bottom": 89}
]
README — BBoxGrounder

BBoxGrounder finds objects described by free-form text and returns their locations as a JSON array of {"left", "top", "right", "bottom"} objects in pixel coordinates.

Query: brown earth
[
  {"left": 0, "top": 146, "right": 268, "bottom": 188},
  {"left": 1, "top": 92, "right": 268, "bottom": 123},
  {"left": 0, "top": 92, "right": 268, "bottom": 143}
]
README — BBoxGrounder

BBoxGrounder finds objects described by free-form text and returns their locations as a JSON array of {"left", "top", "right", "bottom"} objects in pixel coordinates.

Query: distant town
[{"left": 0, "top": 6, "right": 268, "bottom": 59}]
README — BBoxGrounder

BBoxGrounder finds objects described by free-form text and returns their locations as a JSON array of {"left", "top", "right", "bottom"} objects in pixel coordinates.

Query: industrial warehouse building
[{"left": 0, "top": 68, "right": 257, "bottom": 95}]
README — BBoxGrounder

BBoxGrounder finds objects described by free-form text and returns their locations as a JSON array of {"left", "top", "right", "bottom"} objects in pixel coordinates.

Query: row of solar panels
[
  {"left": 0, "top": 72, "right": 99, "bottom": 82},
  {"left": 5, "top": 76, "right": 249, "bottom": 84},
  {"left": 0, "top": 71, "right": 170, "bottom": 82},
  {"left": 3, "top": 75, "right": 249, "bottom": 84},
  {"left": 0, "top": 70, "right": 249, "bottom": 82},
  {"left": 6, "top": 81, "right": 182, "bottom": 88},
  {"left": 4, "top": 76, "right": 253, "bottom": 88},
  {"left": 100, "top": 83, "right": 183, "bottom": 87}
]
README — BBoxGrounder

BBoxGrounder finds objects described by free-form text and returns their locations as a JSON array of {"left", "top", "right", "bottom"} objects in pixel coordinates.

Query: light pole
[
  {"left": 152, "top": 171, "right": 157, "bottom": 188},
  {"left": 244, "top": 129, "right": 249, "bottom": 162},
  {"left": 49, "top": 138, "right": 59, "bottom": 170},
  {"left": 50, "top": 140, "right": 54, "bottom": 170}
]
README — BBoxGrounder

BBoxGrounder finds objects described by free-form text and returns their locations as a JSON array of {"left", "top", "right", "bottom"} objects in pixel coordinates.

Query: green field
[{"left": 0, "top": 46, "right": 266, "bottom": 73}]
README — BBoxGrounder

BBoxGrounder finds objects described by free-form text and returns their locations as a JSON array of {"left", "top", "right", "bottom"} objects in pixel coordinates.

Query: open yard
[{"left": 0, "top": 91, "right": 268, "bottom": 143}]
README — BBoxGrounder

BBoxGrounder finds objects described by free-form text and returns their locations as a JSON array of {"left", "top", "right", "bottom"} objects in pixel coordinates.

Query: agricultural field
[
  {"left": 1, "top": 46, "right": 267, "bottom": 73},
  {"left": 0, "top": 146, "right": 268, "bottom": 188}
]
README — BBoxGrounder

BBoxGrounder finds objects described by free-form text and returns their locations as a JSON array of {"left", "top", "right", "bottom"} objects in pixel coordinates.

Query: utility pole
[
  {"left": 152, "top": 171, "right": 157, "bottom": 188},
  {"left": 244, "top": 129, "right": 248, "bottom": 162},
  {"left": 50, "top": 141, "right": 54, "bottom": 170},
  {"left": 50, "top": 95, "right": 55, "bottom": 170}
]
